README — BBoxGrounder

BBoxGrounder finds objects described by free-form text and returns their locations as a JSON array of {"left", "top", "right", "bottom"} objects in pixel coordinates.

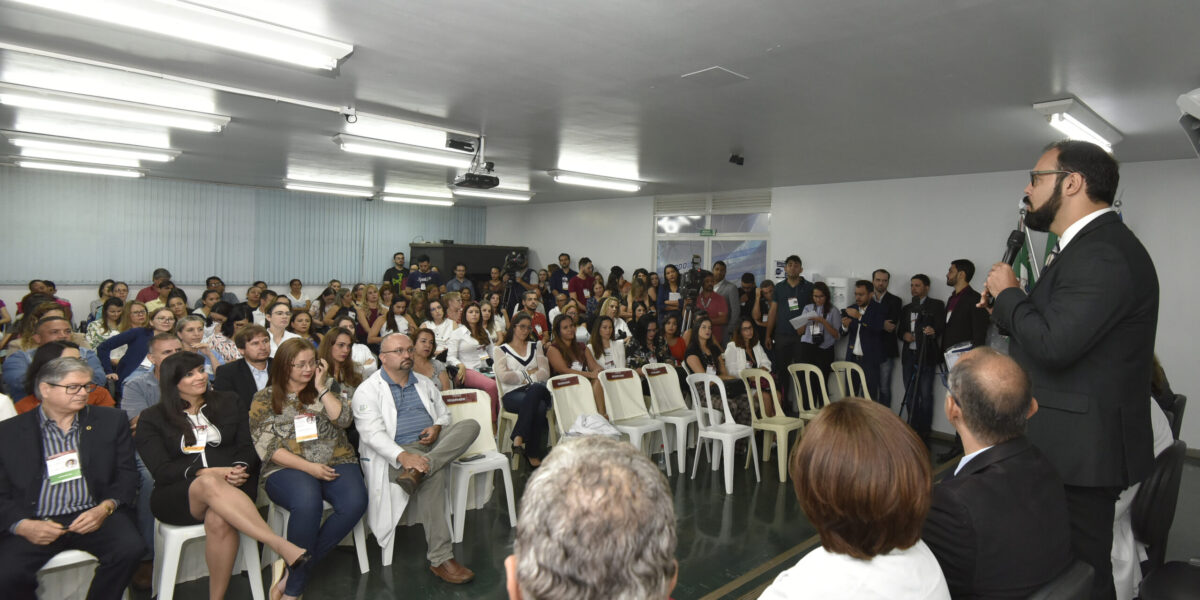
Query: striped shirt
[
  {"left": 36, "top": 407, "right": 95, "bottom": 517},
  {"left": 382, "top": 370, "right": 433, "bottom": 445}
]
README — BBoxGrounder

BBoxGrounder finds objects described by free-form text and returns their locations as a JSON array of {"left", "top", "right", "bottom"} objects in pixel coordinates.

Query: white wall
[{"left": 487, "top": 159, "right": 1200, "bottom": 444}]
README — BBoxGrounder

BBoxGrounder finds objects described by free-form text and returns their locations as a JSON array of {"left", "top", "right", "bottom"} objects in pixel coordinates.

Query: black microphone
[{"left": 988, "top": 229, "right": 1027, "bottom": 307}]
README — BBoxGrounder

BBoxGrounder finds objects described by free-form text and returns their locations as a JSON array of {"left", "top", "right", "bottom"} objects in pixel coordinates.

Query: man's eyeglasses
[
  {"left": 47, "top": 382, "right": 99, "bottom": 395},
  {"left": 380, "top": 347, "right": 415, "bottom": 355},
  {"left": 1029, "top": 170, "right": 1071, "bottom": 186}
]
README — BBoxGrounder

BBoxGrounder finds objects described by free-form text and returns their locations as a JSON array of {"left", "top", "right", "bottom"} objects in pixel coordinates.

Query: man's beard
[{"left": 1023, "top": 183, "right": 1063, "bottom": 233}]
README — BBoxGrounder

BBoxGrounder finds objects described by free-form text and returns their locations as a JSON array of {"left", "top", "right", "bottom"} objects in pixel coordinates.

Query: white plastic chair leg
[
  {"left": 775, "top": 432, "right": 790, "bottom": 483},
  {"left": 451, "top": 469, "right": 472, "bottom": 544},
  {"left": 762, "top": 431, "right": 775, "bottom": 462},
  {"left": 721, "top": 439, "right": 737, "bottom": 494},
  {"left": 352, "top": 519, "right": 369, "bottom": 574},
  {"left": 500, "top": 466, "right": 517, "bottom": 527},
  {"left": 749, "top": 437, "right": 762, "bottom": 483},
  {"left": 239, "top": 533, "right": 265, "bottom": 600},
  {"left": 381, "top": 531, "right": 395, "bottom": 567},
  {"left": 690, "top": 438, "right": 704, "bottom": 480}
]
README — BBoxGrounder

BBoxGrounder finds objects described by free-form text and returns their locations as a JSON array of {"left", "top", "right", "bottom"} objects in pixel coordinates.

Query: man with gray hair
[
  {"left": 921, "top": 348, "right": 1072, "bottom": 599},
  {"left": 0, "top": 357, "right": 144, "bottom": 598},
  {"left": 135, "top": 267, "right": 172, "bottom": 303},
  {"left": 505, "top": 436, "right": 679, "bottom": 600}
]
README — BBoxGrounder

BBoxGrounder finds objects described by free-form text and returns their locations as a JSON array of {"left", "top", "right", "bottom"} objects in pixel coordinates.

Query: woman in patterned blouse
[{"left": 249, "top": 338, "right": 366, "bottom": 600}]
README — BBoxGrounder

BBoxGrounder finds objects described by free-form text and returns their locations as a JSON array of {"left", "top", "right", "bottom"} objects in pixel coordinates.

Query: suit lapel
[{"left": 1041, "top": 212, "right": 1119, "bottom": 279}]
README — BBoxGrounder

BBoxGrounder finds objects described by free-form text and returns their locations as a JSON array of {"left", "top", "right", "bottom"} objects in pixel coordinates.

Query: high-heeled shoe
[{"left": 272, "top": 551, "right": 312, "bottom": 600}]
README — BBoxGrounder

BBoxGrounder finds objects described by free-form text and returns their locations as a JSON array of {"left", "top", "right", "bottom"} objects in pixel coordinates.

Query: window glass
[
  {"left": 655, "top": 215, "right": 705, "bottom": 235},
  {"left": 709, "top": 213, "right": 769, "bottom": 234},
  {"left": 711, "top": 239, "right": 767, "bottom": 283}
]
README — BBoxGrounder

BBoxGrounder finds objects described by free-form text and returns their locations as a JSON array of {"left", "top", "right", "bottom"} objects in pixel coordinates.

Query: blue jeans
[
  {"left": 264, "top": 464, "right": 367, "bottom": 596},
  {"left": 502, "top": 383, "right": 552, "bottom": 459},
  {"left": 878, "top": 357, "right": 895, "bottom": 410}
]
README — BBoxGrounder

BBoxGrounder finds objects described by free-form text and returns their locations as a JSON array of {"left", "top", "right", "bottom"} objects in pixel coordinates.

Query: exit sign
[{"left": 700, "top": 228, "right": 715, "bottom": 236}]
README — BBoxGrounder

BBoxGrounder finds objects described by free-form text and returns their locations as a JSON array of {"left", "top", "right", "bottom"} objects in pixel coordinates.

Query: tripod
[{"left": 899, "top": 314, "right": 936, "bottom": 425}]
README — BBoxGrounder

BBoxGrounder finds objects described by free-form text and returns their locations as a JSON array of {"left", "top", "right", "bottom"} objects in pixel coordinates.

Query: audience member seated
[
  {"left": 86, "top": 297, "right": 126, "bottom": 350},
  {"left": 10, "top": 300, "right": 86, "bottom": 352},
  {"left": 585, "top": 279, "right": 607, "bottom": 318},
  {"left": 285, "top": 279, "right": 311, "bottom": 313},
  {"left": 546, "top": 291, "right": 569, "bottom": 323},
  {"left": 135, "top": 268, "right": 172, "bottom": 303},
  {"left": 562, "top": 300, "right": 588, "bottom": 345},
  {"left": 167, "top": 291, "right": 190, "bottom": 321},
  {"left": 725, "top": 317, "right": 776, "bottom": 416},
  {"left": 546, "top": 314, "right": 607, "bottom": 416},
  {"left": 96, "top": 307, "right": 177, "bottom": 391},
  {"left": 289, "top": 309, "right": 322, "bottom": 348},
  {"left": 0, "top": 357, "right": 145, "bottom": 599},
  {"left": 4, "top": 316, "right": 106, "bottom": 400},
  {"left": 762, "top": 398, "right": 949, "bottom": 599},
  {"left": 144, "top": 279, "right": 175, "bottom": 314},
  {"left": 660, "top": 312, "right": 686, "bottom": 366},
  {"left": 331, "top": 315, "right": 378, "bottom": 377},
  {"left": 411, "top": 328, "right": 452, "bottom": 391},
  {"left": 15, "top": 340, "right": 116, "bottom": 414},
  {"left": 177, "top": 315, "right": 225, "bottom": 379},
  {"left": 193, "top": 290, "right": 221, "bottom": 321},
  {"left": 370, "top": 297, "right": 413, "bottom": 344},
  {"left": 209, "top": 303, "right": 250, "bottom": 363},
  {"left": 249, "top": 339, "right": 367, "bottom": 600},
  {"left": 87, "top": 279, "right": 115, "bottom": 322},
  {"left": 136, "top": 352, "right": 309, "bottom": 599},
  {"left": 481, "top": 301, "right": 505, "bottom": 345},
  {"left": 514, "top": 291, "right": 550, "bottom": 343},
  {"left": 494, "top": 313, "right": 553, "bottom": 465},
  {"left": 626, "top": 314, "right": 669, "bottom": 372},
  {"left": 685, "top": 316, "right": 748, "bottom": 421},
  {"left": 921, "top": 348, "right": 1072, "bottom": 598},
  {"left": 598, "top": 297, "right": 632, "bottom": 341},
  {"left": 446, "top": 302, "right": 499, "bottom": 405},
  {"left": 351, "top": 332, "right": 479, "bottom": 584},
  {"left": 213, "top": 325, "right": 272, "bottom": 416},
  {"left": 588, "top": 315, "right": 626, "bottom": 370},
  {"left": 308, "top": 287, "right": 335, "bottom": 327},
  {"left": 263, "top": 301, "right": 301, "bottom": 358},
  {"left": 504, "top": 436, "right": 677, "bottom": 600},
  {"left": 419, "top": 299, "right": 458, "bottom": 363}
]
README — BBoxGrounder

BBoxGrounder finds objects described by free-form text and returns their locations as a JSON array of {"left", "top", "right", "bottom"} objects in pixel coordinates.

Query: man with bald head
[{"left": 921, "top": 348, "right": 1072, "bottom": 598}]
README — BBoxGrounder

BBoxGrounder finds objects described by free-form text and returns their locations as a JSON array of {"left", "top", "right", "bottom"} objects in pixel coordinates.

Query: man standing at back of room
[
  {"left": 872, "top": 269, "right": 903, "bottom": 411},
  {"left": 568, "top": 258, "right": 596, "bottom": 307},
  {"left": 548, "top": 253, "right": 576, "bottom": 298},
  {"left": 384, "top": 252, "right": 409, "bottom": 291},
  {"left": 981, "top": 140, "right": 1158, "bottom": 600},
  {"left": 445, "top": 263, "right": 476, "bottom": 301},
  {"left": 406, "top": 255, "right": 444, "bottom": 295},
  {"left": 135, "top": 268, "right": 172, "bottom": 303},
  {"left": 938, "top": 258, "right": 991, "bottom": 462},
  {"left": 764, "top": 255, "right": 814, "bottom": 411},
  {"left": 712, "top": 261, "right": 740, "bottom": 344}
]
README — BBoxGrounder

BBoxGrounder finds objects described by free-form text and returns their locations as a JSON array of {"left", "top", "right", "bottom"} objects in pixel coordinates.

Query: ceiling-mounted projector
[
  {"left": 1178, "top": 88, "right": 1200, "bottom": 159},
  {"left": 454, "top": 172, "right": 500, "bottom": 189}
]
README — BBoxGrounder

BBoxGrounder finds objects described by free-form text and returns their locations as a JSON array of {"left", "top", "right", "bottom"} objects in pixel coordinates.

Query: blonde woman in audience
[
  {"left": 176, "top": 314, "right": 225, "bottom": 378},
  {"left": 588, "top": 315, "right": 626, "bottom": 370},
  {"left": 109, "top": 301, "right": 149, "bottom": 364},
  {"left": 411, "top": 327, "right": 452, "bottom": 391},
  {"left": 446, "top": 302, "right": 499, "bottom": 411},
  {"left": 408, "top": 290, "right": 431, "bottom": 324},
  {"left": 369, "top": 297, "right": 413, "bottom": 344},
  {"left": 546, "top": 313, "right": 606, "bottom": 416},
  {"left": 289, "top": 309, "right": 322, "bottom": 348},
  {"left": 625, "top": 275, "right": 651, "bottom": 320},
  {"left": 86, "top": 297, "right": 126, "bottom": 350},
  {"left": 599, "top": 297, "right": 633, "bottom": 341},
  {"left": 356, "top": 284, "right": 383, "bottom": 344}
]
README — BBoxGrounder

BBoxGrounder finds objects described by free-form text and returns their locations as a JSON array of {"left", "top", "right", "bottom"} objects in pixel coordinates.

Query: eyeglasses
[
  {"left": 290, "top": 360, "right": 318, "bottom": 369},
  {"left": 380, "top": 347, "right": 415, "bottom": 355},
  {"left": 47, "top": 382, "right": 99, "bottom": 395},
  {"left": 1029, "top": 170, "right": 1071, "bottom": 186}
]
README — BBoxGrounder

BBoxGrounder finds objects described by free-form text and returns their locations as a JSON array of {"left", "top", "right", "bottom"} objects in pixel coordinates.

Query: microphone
[{"left": 987, "top": 229, "right": 1027, "bottom": 308}]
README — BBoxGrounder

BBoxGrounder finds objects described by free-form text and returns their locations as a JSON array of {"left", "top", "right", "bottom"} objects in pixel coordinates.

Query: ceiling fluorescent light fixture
[
  {"left": 335, "top": 134, "right": 473, "bottom": 169},
  {"left": 19, "top": 148, "right": 140, "bottom": 167},
  {"left": 285, "top": 181, "right": 375, "bottom": 198},
  {"left": 450, "top": 188, "right": 533, "bottom": 201},
  {"left": 548, "top": 170, "right": 642, "bottom": 192},
  {"left": 3, "top": 131, "right": 180, "bottom": 162},
  {"left": 0, "top": 83, "right": 230, "bottom": 132},
  {"left": 12, "top": 0, "right": 354, "bottom": 70},
  {"left": 1032, "top": 98, "right": 1122, "bottom": 153},
  {"left": 378, "top": 195, "right": 455, "bottom": 207},
  {"left": 17, "top": 159, "right": 143, "bottom": 178}
]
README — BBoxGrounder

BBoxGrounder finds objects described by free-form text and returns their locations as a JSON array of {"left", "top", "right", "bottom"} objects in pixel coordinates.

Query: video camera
[
  {"left": 502, "top": 250, "right": 527, "bottom": 276},
  {"left": 679, "top": 254, "right": 704, "bottom": 305}
]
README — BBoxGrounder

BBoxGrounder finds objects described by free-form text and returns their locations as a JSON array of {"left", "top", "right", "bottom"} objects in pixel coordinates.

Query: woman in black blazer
[{"left": 136, "top": 351, "right": 310, "bottom": 599}]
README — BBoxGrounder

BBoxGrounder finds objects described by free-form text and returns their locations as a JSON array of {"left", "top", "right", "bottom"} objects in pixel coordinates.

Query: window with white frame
[{"left": 653, "top": 190, "right": 771, "bottom": 282}]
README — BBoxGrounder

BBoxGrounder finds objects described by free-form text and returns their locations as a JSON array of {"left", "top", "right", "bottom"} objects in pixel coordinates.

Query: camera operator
[
  {"left": 504, "top": 252, "right": 538, "bottom": 316},
  {"left": 897, "top": 274, "right": 945, "bottom": 445}
]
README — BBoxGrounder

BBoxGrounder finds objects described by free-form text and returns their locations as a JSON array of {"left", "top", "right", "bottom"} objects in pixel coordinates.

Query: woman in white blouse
[
  {"left": 760, "top": 398, "right": 949, "bottom": 600},
  {"left": 265, "top": 301, "right": 301, "bottom": 357},
  {"left": 492, "top": 312, "right": 552, "bottom": 468},
  {"left": 724, "top": 317, "right": 777, "bottom": 415},
  {"left": 587, "top": 315, "right": 626, "bottom": 371},
  {"left": 331, "top": 315, "right": 377, "bottom": 378},
  {"left": 480, "top": 301, "right": 505, "bottom": 345},
  {"left": 369, "top": 297, "right": 414, "bottom": 344},
  {"left": 446, "top": 302, "right": 499, "bottom": 416},
  {"left": 419, "top": 298, "right": 459, "bottom": 362},
  {"left": 598, "top": 297, "right": 632, "bottom": 341}
]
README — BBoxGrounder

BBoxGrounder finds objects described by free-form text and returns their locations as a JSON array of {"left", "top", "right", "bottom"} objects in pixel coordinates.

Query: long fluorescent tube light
[
  {"left": 378, "top": 195, "right": 455, "bottom": 207},
  {"left": 285, "top": 181, "right": 375, "bottom": 198},
  {"left": 548, "top": 170, "right": 642, "bottom": 192},
  {"left": 18, "top": 160, "right": 143, "bottom": 178},
  {"left": 450, "top": 188, "right": 533, "bottom": 201},
  {"left": 12, "top": 0, "right": 354, "bottom": 71},
  {"left": 1032, "top": 98, "right": 1122, "bottom": 153},
  {"left": 3, "top": 131, "right": 180, "bottom": 162},
  {"left": 0, "top": 83, "right": 230, "bottom": 132},
  {"left": 335, "top": 134, "right": 473, "bottom": 169},
  {"left": 19, "top": 148, "right": 140, "bottom": 167}
]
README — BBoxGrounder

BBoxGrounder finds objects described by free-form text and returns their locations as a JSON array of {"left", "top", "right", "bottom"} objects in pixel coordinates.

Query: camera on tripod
[{"left": 502, "top": 250, "right": 526, "bottom": 276}]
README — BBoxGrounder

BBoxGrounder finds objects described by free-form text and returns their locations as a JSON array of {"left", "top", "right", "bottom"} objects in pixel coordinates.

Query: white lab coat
[
  {"left": 351, "top": 369, "right": 451, "bottom": 549},
  {"left": 723, "top": 341, "right": 772, "bottom": 375}
]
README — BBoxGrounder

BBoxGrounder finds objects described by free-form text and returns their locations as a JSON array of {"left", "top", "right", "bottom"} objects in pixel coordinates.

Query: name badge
[
  {"left": 184, "top": 425, "right": 208, "bottom": 453},
  {"left": 583, "top": 289, "right": 591, "bottom": 298},
  {"left": 46, "top": 450, "right": 82, "bottom": 485},
  {"left": 668, "top": 292, "right": 681, "bottom": 302},
  {"left": 706, "top": 365, "right": 717, "bottom": 376},
  {"left": 561, "top": 281, "right": 569, "bottom": 291},
  {"left": 570, "top": 361, "right": 583, "bottom": 371},
  {"left": 420, "top": 283, "right": 427, "bottom": 291},
  {"left": 787, "top": 297, "right": 800, "bottom": 311},
  {"left": 294, "top": 413, "right": 319, "bottom": 442}
]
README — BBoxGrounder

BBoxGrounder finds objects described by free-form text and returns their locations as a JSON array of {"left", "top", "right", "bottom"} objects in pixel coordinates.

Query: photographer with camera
[
  {"left": 502, "top": 251, "right": 538, "bottom": 316},
  {"left": 897, "top": 275, "right": 945, "bottom": 445}
]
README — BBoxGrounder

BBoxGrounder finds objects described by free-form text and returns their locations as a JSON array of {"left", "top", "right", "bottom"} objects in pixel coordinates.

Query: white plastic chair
[
  {"left": 442, "top": 388, "right": 518, "bottom": 544},
  {"left": 153, "top": 521, "right": 264, "bottom": 600},
  {"left": 261, "top": 500, "right": 369, "bottom": 574},
  {"left": 643, "top": 363, "right": 698, "bottom": 474},
  {"left": 548, "top": 374, "right": 601, "bottom": 437},
  {"left": 37, "top": 550, "right": 130, "bottom": 600},
  {"left": 831, "top": 360, "right": 871, "bottom": 401},
  {"left": 740, "top": 368, "right": 804, "bottom": 483},
  {"left": 598, "top": 368, "right": 672, "bottom": 475},
  {"left": 787, "top": 363, "right": 832, "bottom": 421},
  {"left": 686, "top": 373, "right": 760, "bottom": 494}
]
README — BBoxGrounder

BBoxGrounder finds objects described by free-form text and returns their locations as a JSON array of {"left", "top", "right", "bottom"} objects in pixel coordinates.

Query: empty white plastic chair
[
  {"left": 261, "top": 500, "right": 370, "bottom": 574},
  {"left": 442, "top": 388, "right": 518, "bottom": 544},
  {"left": 153, "top": 521, "right": 264, "bottom": 600},
  {"left": 740, "top": 368, "right": 804, "bottom": 483},
  {"left": 598, "top": 368, "right": 672, "bottom": 475},
  {"left": 37, "top": 550, "right": 129, "bottom": 600},
  {"left": 786, "top": 363, "right": 832, "bottom": 421},
  {"left": 547, "top": 374, "right": 601, "bottom": 437},
  {"left": 643, "top": 363, "right": 699, "bottom": 474},
  {"left": 831, "top": 360, "right": 872, "bottom": 401},
  {"left": 686, "top": 373, "right": 760, "bottom": 494}
]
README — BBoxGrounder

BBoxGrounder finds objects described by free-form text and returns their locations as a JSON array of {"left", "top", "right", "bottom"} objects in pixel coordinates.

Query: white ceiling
[{"left": 0, "top": 0, "right": 1197, "bottom": 206}]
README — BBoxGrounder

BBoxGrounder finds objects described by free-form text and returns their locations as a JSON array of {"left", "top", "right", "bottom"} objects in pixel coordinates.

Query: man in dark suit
[
  {"left": 938, "top": 258, "right": 992, "bottom": 462},
  {"left": 922, "top": 348, "right": 1073, "bottom": 598},
  {"left": 0, "top": 357, "right": 144, "bottom": 599},
  {"left": 213, "top": 324, "right": 273, "bottom": 416},
  {"left": 840, "top": 280, "right": 886, "bottom": 402},
  {"left": 871, "top": 269, "right": 904, "bottom": 411},
  {"left": 983, "top": 140, "right": 1158, "bottom": 599},
  {"left": 897, "top": 274, "right": 945, "bottom": 444}
]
